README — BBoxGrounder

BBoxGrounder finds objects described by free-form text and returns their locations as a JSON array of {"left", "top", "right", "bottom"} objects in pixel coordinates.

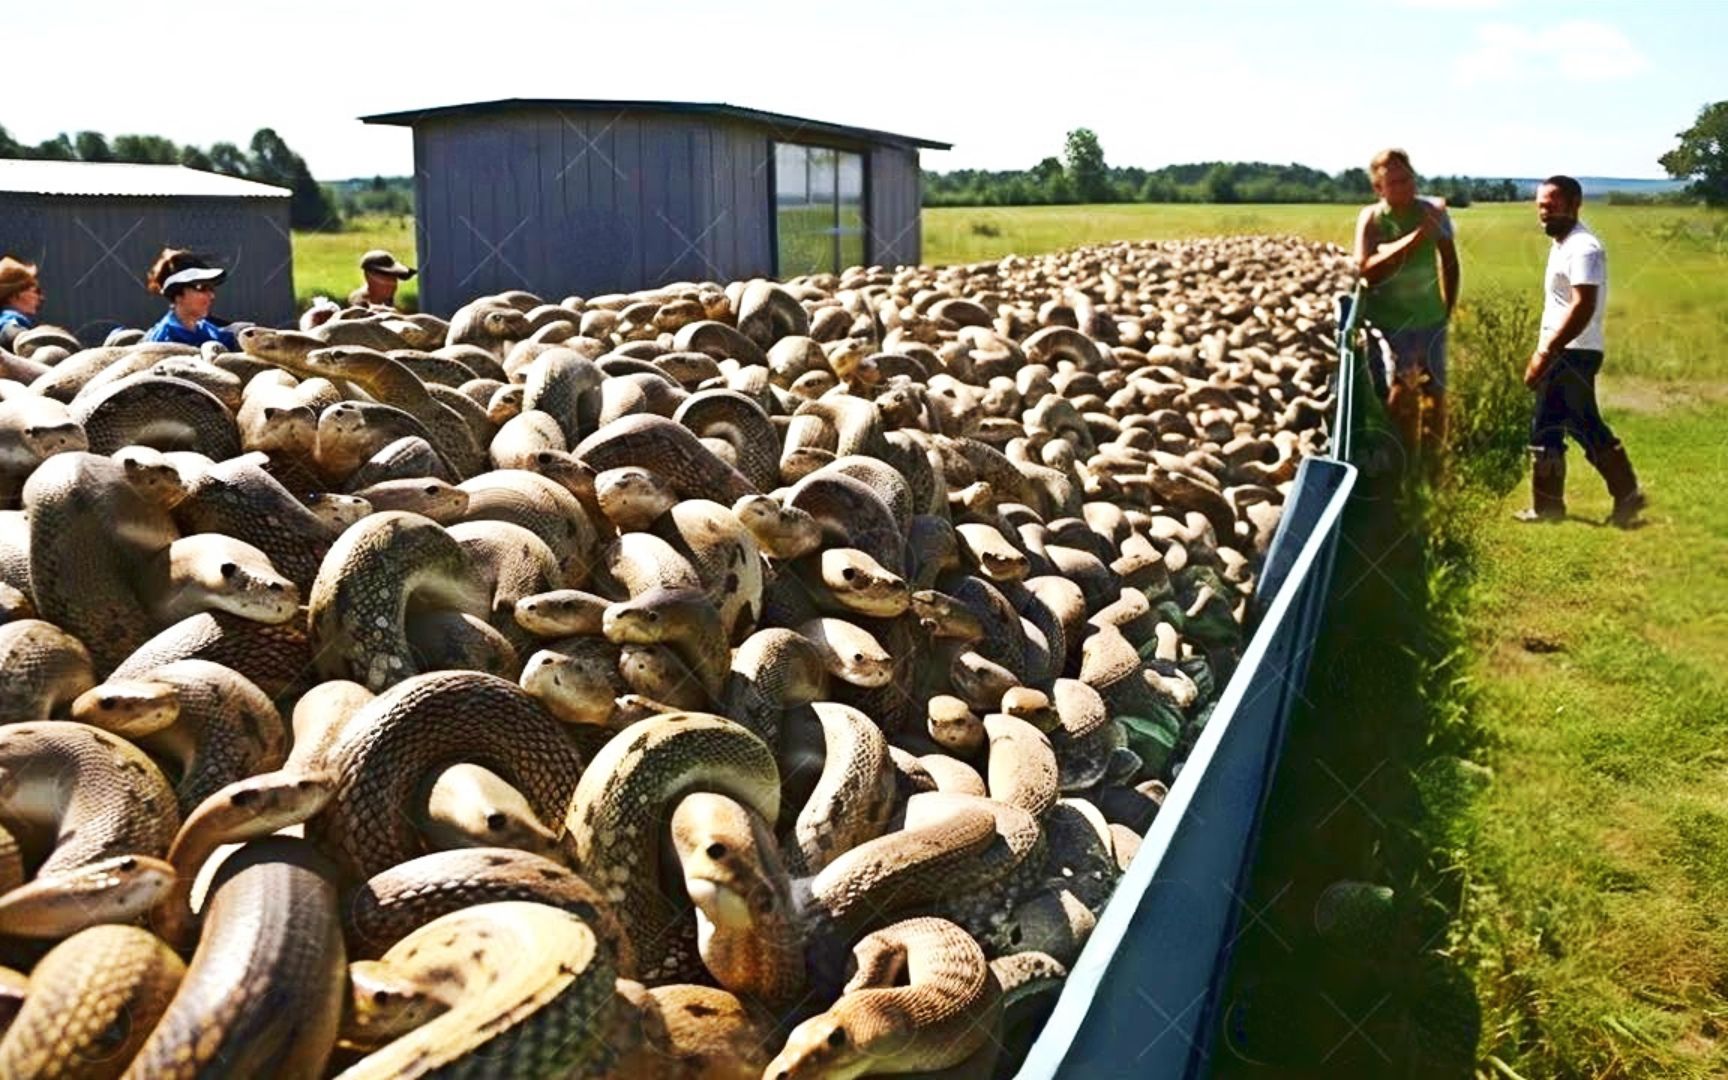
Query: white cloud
[{"left": 1453, "top": 20, "right": 1649, "bottom": 87}]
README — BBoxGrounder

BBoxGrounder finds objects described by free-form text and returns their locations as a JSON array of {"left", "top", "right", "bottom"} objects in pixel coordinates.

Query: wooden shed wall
[
  {"left": 0, "top": 193, "right": 293, "bottom": 344},
  {"left": 866, "top": 144, "right": 923, "bottom": 267},
  {"left": 411, "top": 107, "right": 926, "bottom": 315}
]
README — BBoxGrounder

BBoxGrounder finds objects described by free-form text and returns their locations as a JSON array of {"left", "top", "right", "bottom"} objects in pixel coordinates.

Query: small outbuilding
[
  {"left": 360, "top": 98, "right": 950, "bottom": 316},
  {"left": 0, "top": 159, "right": 294, "bottom": 344}
]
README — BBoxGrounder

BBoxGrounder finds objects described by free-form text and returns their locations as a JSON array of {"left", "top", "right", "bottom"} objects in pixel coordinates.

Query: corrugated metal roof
[
  {"left": 0, "top": 160, "right": 291, "bottom": 198},
  {"left": 360, "top": 98, "right": 953, "bottom": 151}
]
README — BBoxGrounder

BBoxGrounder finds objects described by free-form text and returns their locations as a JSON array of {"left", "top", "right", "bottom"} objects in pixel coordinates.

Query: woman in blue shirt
[
  {"left": 142, "top": 248, "right": 239, "bottom": 350},
  {"left": 0, "top": 256, "right": 43, "bottom": 350}
]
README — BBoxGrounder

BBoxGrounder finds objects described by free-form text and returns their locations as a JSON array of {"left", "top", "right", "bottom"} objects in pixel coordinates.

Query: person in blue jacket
[
  {"left": 0, "top": 256, "right": 43, "bottom": 350},
  {"left": 142, "top": 248, "right": 239, "bottom": 350}
]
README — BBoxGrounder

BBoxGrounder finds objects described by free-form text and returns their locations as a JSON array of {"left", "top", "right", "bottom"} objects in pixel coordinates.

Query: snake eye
[
  {"left": 705, "top": 842, "right": 727, "bottom": 860},
  {"left": 647, "top": 611, "right": 660, "bottom": 623},
  {"left": 100, "top": 696, "right": 117, "bottom": 710},
  {"left": 220, "top": 562, "right": 239, "bottom": 579},
  {"left": 826, "top": 1027, "right": 847, "bottom": 1049},
  {"left": 486, "top": 813, "right": 508, "bottom": 832},
  {"left": 841, "top": 567, "right": 857, "bottom": 582}
]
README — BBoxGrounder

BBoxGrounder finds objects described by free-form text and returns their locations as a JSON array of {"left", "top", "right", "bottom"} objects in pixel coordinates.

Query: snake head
[
  {"left": 71, "top": 680, "right": 181, "bottom": 738},
  {"left": 764, "top": 1012, "right": 865, "bottom": 1080}
]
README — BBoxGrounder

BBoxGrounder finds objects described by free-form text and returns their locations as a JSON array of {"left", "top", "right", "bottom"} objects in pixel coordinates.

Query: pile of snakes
[{"left": 0, "top": 235, "right": 1352, "bottom": 1078}]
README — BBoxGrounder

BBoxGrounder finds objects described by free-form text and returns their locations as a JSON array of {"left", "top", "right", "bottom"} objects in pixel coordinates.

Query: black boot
[
  {"left": 1513, "top": 446, "right": 1566, "bottom": 523},
  {"left": 1590, "top": 440, "right": 1647, "bottom": 528}
]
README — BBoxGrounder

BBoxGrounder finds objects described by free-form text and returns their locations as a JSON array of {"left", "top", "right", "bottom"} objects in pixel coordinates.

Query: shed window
[{"left": 774, "top": 142, "right": 866, "bottom": 277}]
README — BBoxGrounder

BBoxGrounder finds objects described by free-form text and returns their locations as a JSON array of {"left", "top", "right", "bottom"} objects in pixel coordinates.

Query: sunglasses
[{"left": 186, "top": 282, "right": 218, "bottom": 294}]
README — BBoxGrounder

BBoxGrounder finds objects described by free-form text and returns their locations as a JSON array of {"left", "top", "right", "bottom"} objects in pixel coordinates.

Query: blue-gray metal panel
[
  {"left": 0, "top": 193, "right": 292, "bottom": 343},
  {"left": 613, "top": 114, "right": 645, "bottom": 291},
  {"left": 1015, "top": 455, "right": 1357, "bottom": 1080},
  {"left": 736, "top": 127, "right": 772, "bottom": 278}
]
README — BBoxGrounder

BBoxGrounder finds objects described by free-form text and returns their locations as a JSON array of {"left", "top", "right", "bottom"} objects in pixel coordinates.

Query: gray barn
[
  {"left": 360, "top": 99, "right": 949, "bottom": 316},
  {"left": 0, "top": 160, "right": 294, "bottom": 345}
]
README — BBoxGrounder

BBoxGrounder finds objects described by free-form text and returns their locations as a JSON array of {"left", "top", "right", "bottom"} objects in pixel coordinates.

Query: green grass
[
  {"left": 1457, "top": 389, "right": 1728, "bottom": 1077},
  {"left": 924, "top": 203, "right": 1728, "bottom": 380},
  {"left": 291, "top": 214, "right": 418, "bottom": 312}
]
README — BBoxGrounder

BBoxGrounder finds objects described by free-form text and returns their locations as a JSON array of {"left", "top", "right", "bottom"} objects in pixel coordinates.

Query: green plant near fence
[{"left": 1447, "top": 291, "right": 1541, "bottom": 496}]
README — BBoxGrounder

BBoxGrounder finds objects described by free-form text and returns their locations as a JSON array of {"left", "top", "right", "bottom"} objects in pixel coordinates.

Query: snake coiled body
[
  {"left": 308, "top": 671, "right": 584, "bottom": 881},
  {"left": 566, "top": 712, "right": 779, "bottom": 982},
  {"left": 123, "top": 837, "right": 346, "bottom": 1080}
]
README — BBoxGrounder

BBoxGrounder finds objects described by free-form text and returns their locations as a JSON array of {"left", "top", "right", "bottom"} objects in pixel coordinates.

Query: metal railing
[{"left": 1014, "top": 293, "right": 1367, "bottom": 1079}]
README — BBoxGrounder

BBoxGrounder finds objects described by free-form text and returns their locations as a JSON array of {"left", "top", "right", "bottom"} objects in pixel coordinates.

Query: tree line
[
  {"left": 924, "top": 128, "right": 1527, "bottom": 208},
  {"left": 0, "top": 124, "right": 342, "bottom": 230}
]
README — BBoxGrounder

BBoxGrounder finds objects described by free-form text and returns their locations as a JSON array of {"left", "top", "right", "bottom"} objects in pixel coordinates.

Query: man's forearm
[
  {"left": 1442, "top": 257, "right": 1460, "bottom": 317},
  {"left": 1359, "top": 229, "right": 1428, "bottom": 283},
  {"left": 1540, "top": 301, "right": 1594, "bottom": 354}
]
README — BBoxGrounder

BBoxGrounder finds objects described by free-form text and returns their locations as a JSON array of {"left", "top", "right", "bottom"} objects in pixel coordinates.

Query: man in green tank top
[{"left": 1353, "top": 148, "right": 1461, "bottom": 473}]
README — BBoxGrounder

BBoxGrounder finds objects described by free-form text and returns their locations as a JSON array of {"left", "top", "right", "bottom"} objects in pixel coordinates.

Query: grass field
[
  {"left": 289, "top": 199, "right": 1728, "bottom": 1074},
  {"left": 297, "top": 203, "right": 1727, "bottom": 380}
]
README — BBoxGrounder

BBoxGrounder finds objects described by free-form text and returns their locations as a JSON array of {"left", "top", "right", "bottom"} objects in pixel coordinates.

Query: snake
[
  {"left": 519, "top": 347, "right": 604, "bottom": 446},
  {"left": 672, "top": 389, "right": 780, "bottom": 492},
  {"left": 30, "top": 342, "right": 195, "bottom": 404},
  {"left": 603, "top": 587, "right": 731, "bottom": 704},
  {"left": 307, "top": 511, "right": 489, "bottom": 691},
  {"left": 0, "top": 618, "right": 94, "bottom": 721},
  {"left": 71, "top": 659, "right": 285, "bottom": 817},
  {"left": 786, "top": 467, "right": 905, "bottom": 576},
  {"left": 764, "top": 917, "right": 1002, "bottom": 1080},
  {"left": 796, "top": 617, "right": 893, "bottom": 690},
  {"left": 155, "top": 533, "right": 300, "bottom": 627},
  {"left": 124, "top": 836, "right": 347, "bottom": 1079},
  {"left": 301, "top": 346, "right": 489, "bottom": 479},
  {"left": 0, "top": 392, "right": 87, "bottom": 505},
  {"left": 447, "top": 519, "right": 563, "bottom": 655},
  {"left": 345, "top": 848, "right": 632, "bottom": 972},
  {"left": 670, "top": 791, "right": 804, "bottom": 1005},
  {"left": 803, "top": 547, "right": 909, "bottom": 619},
  {"left": 721, "top": 627, "right": 828, "bottom": 746},
  {"left": 785, "top": 701, "right": 897, "bottom": 879},
  {"left": 23, "top": 452, "right": 177, "bottom": 676},
  {"left": 0, "top": 721, "right": 179, "bottom": 938},
  {"left": 566, "top": 711, "right": 779, "bottom": 982},
  {"left": 983, "top": 712, "right": 1060, "bottom": 817},
  {"left": 110, "top": 612, "right": 312, "bottom": 704},
  {"left": 314, "top": 401, "right": 443, "bottom": 485},
  {"left": 595, "top": 466, "right": 679, "bottom": 532},
  {"left": 171, "top": 454, "right": 337, "bottom": 593},
  {"left": 732, "top": 494, "right": 823, "bottom": 560},
  {"left": 490, "top": 409, "right": 569, "bottom": 471},
  {"left": 573, "top": 413, "right": 756, "bottom": 503},
  {"left": 305, "top": 671, "right": 585, "bottom": 881},
  {"left": 348, "top": 477, "right": 469, "bottom": 523},
  {"left": 518, "top": 638, "right": 625, "bottom": 728},
  {"left": 514, "top": 588, "right": 610, "bottom": 639},
  {"left": 0, "top": 924, "right": 185, "bottom": 1078},
  {"left": 338, "top": 900, "right": 620, "bottom": 1079},
  {"left": 68, "top": 372, "right": 241, "bottom": 459},
  {"left": 456, "top": 469, "right": 597, "bottom": 586}
]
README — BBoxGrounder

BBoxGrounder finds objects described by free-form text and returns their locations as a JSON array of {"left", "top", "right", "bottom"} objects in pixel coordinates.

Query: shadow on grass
[{"left": 1210, "top": 430, "right": 1495, "bottom": 1077}]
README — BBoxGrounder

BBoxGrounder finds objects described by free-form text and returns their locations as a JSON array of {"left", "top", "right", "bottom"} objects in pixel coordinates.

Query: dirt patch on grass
[{"left": 1602, "top": 377, "right": 1728, "bottom": 415}]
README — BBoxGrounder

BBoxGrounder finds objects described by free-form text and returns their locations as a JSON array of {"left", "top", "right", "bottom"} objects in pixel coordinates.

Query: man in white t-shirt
[{"left": 1514, "top": 175, "right": 1647, "bottom": 527}]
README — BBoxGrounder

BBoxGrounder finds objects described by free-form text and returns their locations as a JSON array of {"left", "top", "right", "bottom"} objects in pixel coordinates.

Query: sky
[{"left": 6, "top": 0, "right": 1720, "bottom": 182}]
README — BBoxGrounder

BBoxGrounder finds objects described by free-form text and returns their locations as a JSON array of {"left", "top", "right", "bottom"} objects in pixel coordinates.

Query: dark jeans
[{"left": 1531, "top": 348, "right": 1618, "bottom": 457}]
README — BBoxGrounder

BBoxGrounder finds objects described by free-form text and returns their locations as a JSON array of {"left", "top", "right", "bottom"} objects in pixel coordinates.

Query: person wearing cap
[
  {"left": 0, "top": 256, "right": 43, "bottom": 350},
  {"left": 141, "top": 248, "right": 240, "bottom": 350},
  {"left": 348, "top": 249, "right": 415, "bottom": 310}
]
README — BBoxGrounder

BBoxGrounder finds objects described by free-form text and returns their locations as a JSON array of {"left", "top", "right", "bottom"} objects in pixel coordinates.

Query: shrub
[{"left": 1448, "top": 290, "right": 1539, "bottom": 495}]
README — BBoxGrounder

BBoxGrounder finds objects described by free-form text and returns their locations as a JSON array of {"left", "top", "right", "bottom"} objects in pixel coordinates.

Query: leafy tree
[
  {"left": 1064, "top": 127, "right": 1110, "bottom": 203},
  {"left": 113, "top": 134, "right": 181, "bottom": 164},
  {"left": 247, "top": 128, "right": 341, "bottom": 230},
  {"left": 0, "top": 125, "right": 19, "bottom": 158},
  {"left": 208, "top": 142, "right": 250, "bottom": 177},
  {"left": 1202, "top": 163, "right": 1238, "bottom": 204},
  {"left": 33, "top": 135, "right": 74, "bottom": 160},
  {"left": 180, "top": 145, "right": 214, "bottom": 171},
  {"left": 74, "top": 131, "right": 114, "bottom": 162},
  {"left": 1659, "top": 100, "right": 1728, "bottom": 207}
]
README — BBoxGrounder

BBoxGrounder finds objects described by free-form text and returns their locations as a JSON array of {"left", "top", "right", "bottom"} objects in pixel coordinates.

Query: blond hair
[{"left": 1370, "top": 149, "right": 1414, "bottom": 178}]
